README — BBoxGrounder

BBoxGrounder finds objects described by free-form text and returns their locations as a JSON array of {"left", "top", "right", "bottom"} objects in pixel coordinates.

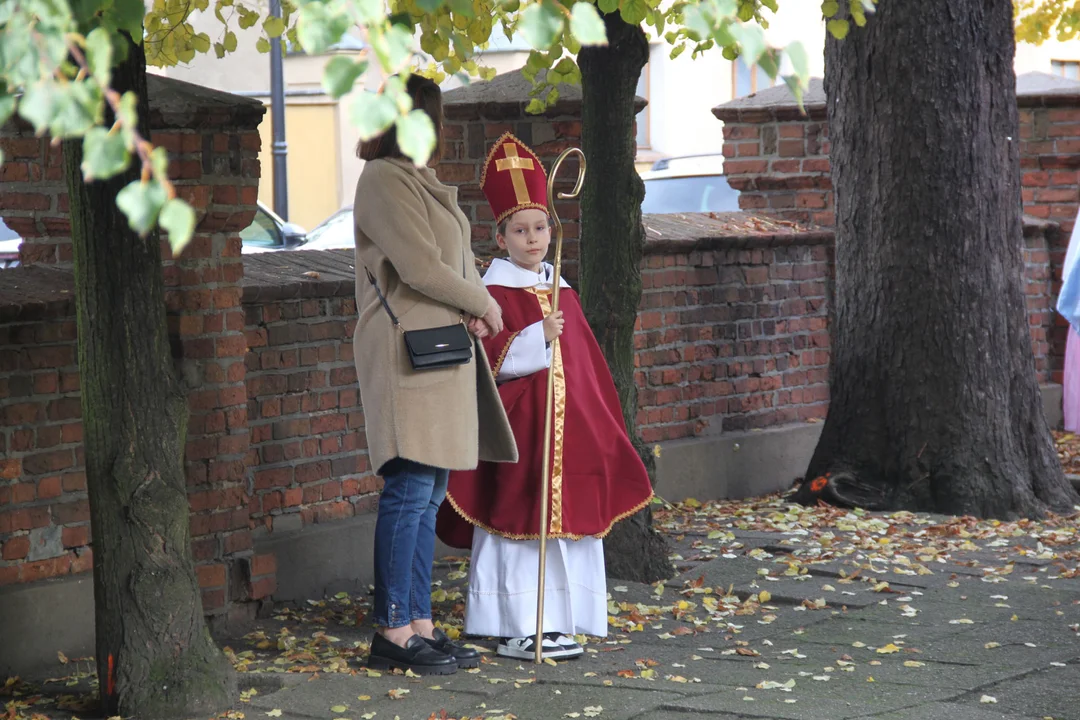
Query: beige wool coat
[{"left": 352, "top": 157, "right": 518, "bottom": 474}]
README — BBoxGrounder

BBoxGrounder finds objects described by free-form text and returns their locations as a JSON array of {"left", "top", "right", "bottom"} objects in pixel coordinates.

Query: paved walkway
[{"left": 222, "top": 495, "right": 1080, "bottom": 720}]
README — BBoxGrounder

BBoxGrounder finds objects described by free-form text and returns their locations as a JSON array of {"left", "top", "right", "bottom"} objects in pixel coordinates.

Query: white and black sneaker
[
  {"left": 546, "top": 632, "right": 584, "bottom": 658},
  {"left": 497, "top": 633, "right": 582, "bottom": 660}
]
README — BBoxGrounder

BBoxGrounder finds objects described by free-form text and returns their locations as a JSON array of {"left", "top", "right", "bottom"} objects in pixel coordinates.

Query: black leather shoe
[
  {"left": 366, "top": 633, "right": 458, "bottom": 675},
  {"left": 422, "top": 628, "right": 481, "bottom": 669}
]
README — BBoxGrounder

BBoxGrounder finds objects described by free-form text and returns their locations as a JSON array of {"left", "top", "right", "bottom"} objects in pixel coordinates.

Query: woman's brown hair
[{"left": 357, "top": 74, "right": 443, "bottom": 163}]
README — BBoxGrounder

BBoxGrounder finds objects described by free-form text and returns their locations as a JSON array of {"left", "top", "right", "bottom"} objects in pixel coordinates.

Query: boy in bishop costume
[{"left": 436, "top": 133, "right": 654, "bottom": 661}]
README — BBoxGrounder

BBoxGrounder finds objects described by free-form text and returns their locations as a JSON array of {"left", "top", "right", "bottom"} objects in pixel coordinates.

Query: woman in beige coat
[{"left": 353, "top": 75, "right": 517, "bottom": 675}]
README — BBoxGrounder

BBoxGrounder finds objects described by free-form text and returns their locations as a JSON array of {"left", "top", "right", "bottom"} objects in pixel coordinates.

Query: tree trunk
[
  {"left": 795, "top": 1, "right": 1079, "bottom": 518},
  {"left": 65, "top": 35, "right": 234, "bottom": 717},
  {"left": 579, "top": 13, "right": 673, "bottom": 582}
]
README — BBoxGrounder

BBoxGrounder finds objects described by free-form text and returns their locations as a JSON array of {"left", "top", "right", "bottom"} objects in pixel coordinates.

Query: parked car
[
  {"left": 0, "top": 218, "right": 20, "bottom": 268},
  {"left": 303, "top": 205, "right": 354, "bottom": 251},
  {"left": 240, "top": 201, "right": 308, "bottom": 253},
  {"left": 641, "top": 154, "right": 741, "bottom": 214}
]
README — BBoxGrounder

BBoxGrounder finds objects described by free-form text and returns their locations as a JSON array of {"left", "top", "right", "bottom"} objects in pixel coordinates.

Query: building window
[
  {"left": 1052, "top": 60, "right": 1080, "bottom": 80},
  {"left": 635, "top": 62, "right": 650, "bottom": 149},
  {"left": 732, "top": 56, "right": 775, "bottom": 99}
]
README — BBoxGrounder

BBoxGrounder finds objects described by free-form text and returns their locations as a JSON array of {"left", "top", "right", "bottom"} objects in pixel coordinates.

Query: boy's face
[{"left": 497, "top": 208, "right": 551, "bottom": 272}]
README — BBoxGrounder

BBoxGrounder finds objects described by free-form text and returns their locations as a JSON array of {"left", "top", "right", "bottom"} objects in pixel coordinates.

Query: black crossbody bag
[{"left": 365, "top": 256, "right": 473, "bottom": 371}]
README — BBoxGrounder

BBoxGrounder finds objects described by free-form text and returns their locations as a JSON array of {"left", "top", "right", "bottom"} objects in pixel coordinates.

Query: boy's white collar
[{"left": 483, "top": 257, "right": 571, "bottom": 289}]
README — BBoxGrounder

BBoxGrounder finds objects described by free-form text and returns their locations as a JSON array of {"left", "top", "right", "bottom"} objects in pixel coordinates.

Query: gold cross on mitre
[{"left": 494, "top": 142, "right": 535, "bottom": 205}]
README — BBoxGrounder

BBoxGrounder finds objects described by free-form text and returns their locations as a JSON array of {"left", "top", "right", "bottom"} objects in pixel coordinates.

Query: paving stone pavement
[{"left": 222, "top": 500, "right": 1080, "bottom": 720}]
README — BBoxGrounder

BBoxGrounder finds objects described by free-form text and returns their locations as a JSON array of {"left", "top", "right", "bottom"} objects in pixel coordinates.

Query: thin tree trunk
[
  {"left": 65, "top": 34, "right": 234, "bottom": 717},
  {"left": 580, "top": 13, "right": 673, "bottom": 582},
  {"left": 795, "top": 1, "right": 1079, "bottom": 517}
]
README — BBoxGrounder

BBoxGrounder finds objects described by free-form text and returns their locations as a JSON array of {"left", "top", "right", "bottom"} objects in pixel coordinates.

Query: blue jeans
[{"left": 373, "top": 458, "right": 449, "bottom": 629}]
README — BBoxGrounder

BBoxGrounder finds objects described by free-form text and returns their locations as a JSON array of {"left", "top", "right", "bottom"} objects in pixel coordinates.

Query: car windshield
[
  {"left": 240, "top": 206, "right": 282, "bottom": 248},
  {"left": 305, "top": 209, "right": 354, "bottom": 250},
  {"left": 641, "top": 175, "right": 740, "bottom": 214}
]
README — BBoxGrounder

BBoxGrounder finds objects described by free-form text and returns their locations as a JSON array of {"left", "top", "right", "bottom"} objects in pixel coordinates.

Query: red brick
[
  {"left": 61, "top": 525, "right": 90, "bottom": 548},
  {"left": 201, "top": 588, "right": 226, "bottom": 611},
  {"left": 53, "top": 500, "right": 89, "bottom": 524},
  {"left": 196, "top": 563, "right": 226, "bottom": 588},
  {"left": 250, "top": 575, "right": 276, "bottom": 600},
  {"left": 36, "top": 475, "right": 62, "bottom": 500},
  {"left": 254, "top": 467, "right": 292, "bottom": 490},
  {"left": 0, "top": 193, "right": 51, "bottom": 211},
  {"left": 2, "top": 536, "right": 30, "bottom": 561},
  {"left": 62, "top": 471, "right": 87, "bottom": 492},
  {"left": 223, "top": 530, "right": 253, "bottom": 555},
  {"left": 3, "top": 402, "right": 44, "bottom": 425},
  {"left": 250, "top": 553, "right": 277, "bottom": 577},
  {"left": 22, "top": 449, "right": 74, "bottom": 475},
  {"left": 20, "top": 554, "right": 72, "bottom": 582},
  {"left": 0, "top": 459, "right": 21, "bottom": 480}
]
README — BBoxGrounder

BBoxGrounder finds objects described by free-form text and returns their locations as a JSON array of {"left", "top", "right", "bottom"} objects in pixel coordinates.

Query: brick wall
[
  {"left": 243, "top": 294, "right": 380, "bottom": 539},
  {"left": 714, "top": 87, "right": 1080, "bottom": 235},
  {"left": 714, "top": 87, "right": 1079, "bottom": 386},
  {"left": 0, "top": 296, "right": 88, "bottom": 585},
  {"left": 0, "top": 76, "right": 283, "bottom": 626},
  {"left": 634, "top": 218, "right": 832, "bottom": 443}
]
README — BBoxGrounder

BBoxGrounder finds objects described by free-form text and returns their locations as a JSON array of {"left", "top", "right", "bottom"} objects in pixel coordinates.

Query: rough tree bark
[
  {"left": 579, "top": 12, "right": 674, "bottom": 583},
  {"left": 794, "top": 1, "right": 1079, "bottom": 518},
  {"left": 64, "top": 35, "right": 235, "bottom": 717}
]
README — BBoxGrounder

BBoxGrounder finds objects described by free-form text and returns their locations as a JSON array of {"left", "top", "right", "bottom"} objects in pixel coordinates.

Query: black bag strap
[
  {"left": 365, "top": 245, "right": 468, "bottom": 331},
  {"left": 365, "top": 268, "right": 401, "bottom": 329}
]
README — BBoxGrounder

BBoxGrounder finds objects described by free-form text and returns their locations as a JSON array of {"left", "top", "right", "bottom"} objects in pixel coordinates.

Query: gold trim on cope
[
  {"left": 444, "top": 489, "right": 654, "bottom": 542},
  {"left": 492, "top": 331, "right": 521, "bottom": 377},
  {"left": 530, "top": 288, "right": 565, "bottom": 534}
]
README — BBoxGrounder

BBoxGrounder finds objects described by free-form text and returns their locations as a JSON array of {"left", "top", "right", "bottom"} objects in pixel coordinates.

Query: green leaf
[
  {"left": 355, "top": 0, "right": 385, "bottom": 23},
  {"left": 730, "top": 21, "right": 766, "bottom": 64},
  {"left": 149, "top": 146, "right": 170, "bottom": 180},
  {"left": 669, "top": 41, "right": 686, "bottom": 60},
  {"left": 116, "top": 91, "right": 139, "bottom": 146},
  {"left": 681, "top": 5, "right": 711, "bottom": 40},
  {"left": 570, "top": 2, "right": 607, "bottom": 45},
  {"left": 827, "top": 17, "right": 849, "bottom": 38},
  {"left": 0, "top": 91, "right": 15, "bottom": 128},
  {"left": 17, "top": 83, "right": 56, "bottom": 134},
  {"left": 108, "top": 0, "right": 146, "bottom": 39},
  {"left": 224, "top": 30, "right": 238, "bottom": 52},
  {"left": 256, "top": 37, "right": 271, "bottom": 53},
  {"left": 192, "top": 32, "right": 211, "bottom": 53},
  {"left": 620, "top": 0, "right": 648, "bottom": 26},
  {"left": 757, "top": 49, "right": 780, "bottom": 79},
  {"left": 160, "top": 198, "right": 197, "bottom": 253},
  {"left": 525, "top": 97, "right": 545, "bottom": 114},
  {"left": 395, "top": 109, "right": 436, "bottom": 165},
  {"left": 417, "top": 0, "right": 443, "bottom": 10},
  {"left": 784, "top": 40, "right": 809, "bottom": 84},
  {"left": 85, "top": 27, "right": 113, "bottom": 86},
  {"left": 238, "top": 7, "right": 260, "bottom": 29},
  {"left": 449, "top": 0, "right": 475, "bottom": 17},
  {"left": 519, "top": 1, "right": 563, "bottom": 50},
  {"left": 322, "top": 56, "right": 367, "bottom": 98},
  {"left": 116, "top": 179, "right": 168, "bottom": 236},
  {"left": 214, "top": 41, "right": 226, "bottom": 58},
  {"left": 598, "top": 0, "right": 618, "bottom": 14},
  {"left": 81, "top": 128, "right": 130, "bottom": 181},
  {"left": 348, "top": 90, "right": 399, "bottom": 140},
  {"left": 821, "top": 0, "right": 839, "bottom": 17},
  {"left": 370, "top": 24, "right": 414, "bottom": 73},
  {"left": 264, "top": 15, "right": 286, "bottom": 38}
]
